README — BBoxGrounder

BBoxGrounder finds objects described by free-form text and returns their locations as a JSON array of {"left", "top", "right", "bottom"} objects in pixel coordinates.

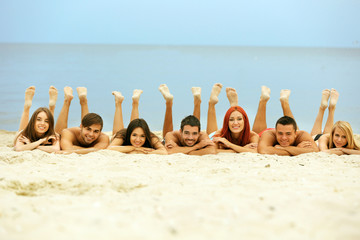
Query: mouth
[
  {"left": 85, "top": 136, "right": 94, "bottom": 142},
  {"left": 37, "top": 126, "right": 47, "bottom": 131}
]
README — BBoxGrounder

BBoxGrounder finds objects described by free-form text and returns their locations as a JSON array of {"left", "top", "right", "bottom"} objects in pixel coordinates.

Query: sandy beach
[{"left": 0, "top": 129, "right": 359, "bottom": 240}]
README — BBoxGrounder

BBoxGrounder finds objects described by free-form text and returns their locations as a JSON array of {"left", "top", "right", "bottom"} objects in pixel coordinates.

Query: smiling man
[
  {"left": 60, "top": 113, "right": 109, "bottom": 154},
  {"left": 258, "top": 116, "right": 318, "bottom": 156},
  {"left": 164, "top": 115, "right": 216, "bottom": 155}
]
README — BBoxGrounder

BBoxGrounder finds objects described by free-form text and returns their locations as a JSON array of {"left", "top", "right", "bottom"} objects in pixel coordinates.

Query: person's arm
[
  {"left": 188, "top": 133, "right": 216, "bottom": 155},
  {"left": 91, "top": 133, "right": 110, "bottom": 149},
  {"left": 317, "top": 134, "right": 343, "bottom": 155},
  {"left": 257, "top": 131, "right": 291, "bottom": 155},
  {"left": 340, "top": 148, "right": 360, "bottom": 155},
  {"left": 276, "top": 132, "right": 319, "bottom": 156},
  {"left": 14, "top": 135, "right": 47, "bottom": 151},
  {"left": 164, "top": 132, "right": 215, "bottom": 155},
  {"left": 36, "top": 135, "right": 61, "bottom": 153},
  {"left": 148, "top": 138, "right": 168, "bottom": 155},
  {"left": 213, "top": 136, "right": 258, "bottom": 153},
  {"left": 59, "top": 130, "right": 109, "bottom": 154}
]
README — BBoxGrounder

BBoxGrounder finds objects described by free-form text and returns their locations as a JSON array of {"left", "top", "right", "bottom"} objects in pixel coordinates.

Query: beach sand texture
[{"left": 0, "top": 130, "right": 360, "bottom": 240}]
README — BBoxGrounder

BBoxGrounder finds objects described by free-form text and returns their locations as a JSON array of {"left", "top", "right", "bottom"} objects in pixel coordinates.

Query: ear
[{"left": 80, "top": 124, "right": 83, "bottom": 128}]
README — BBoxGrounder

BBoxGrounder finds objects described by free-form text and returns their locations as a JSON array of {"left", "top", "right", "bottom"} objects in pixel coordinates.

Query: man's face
[
  {"left": 275, "top": 124, "right": 296, "bottom": 147},
  {"left": 80, "top": 124, "right": 102, "bottom": 144},
  {"left": 181, "top": 125, "right": 200, "bottom": 147}
]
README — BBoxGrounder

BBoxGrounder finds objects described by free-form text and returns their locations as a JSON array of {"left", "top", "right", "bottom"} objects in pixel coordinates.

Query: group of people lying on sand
[{"left": 13, "top": 84, "right": 360, "bottom": 156}]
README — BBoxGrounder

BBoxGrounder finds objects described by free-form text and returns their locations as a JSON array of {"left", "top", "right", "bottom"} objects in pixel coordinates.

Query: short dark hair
[
  {"left": 275, "top": 116, "right": 297, "bottom": 131},
  {"left": 180, "top": 115, "right": 200, "bottom": 131},
  {"left": 81, "top": 113, "right": 103, "bottom": 130}
]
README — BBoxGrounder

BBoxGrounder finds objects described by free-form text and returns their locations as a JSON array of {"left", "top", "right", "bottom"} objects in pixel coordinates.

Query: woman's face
[
  {"left": 130, "top": 127, "right": 146, "bottom": 147},
  {"left": 333, "top": 127, "right": 347, "bottom": 148},
  {"left": 35, "top": 111, "right": 49, "bottom": 135},
  {"left": 228, "top": 111, "right": 244, "bottom": 134}
]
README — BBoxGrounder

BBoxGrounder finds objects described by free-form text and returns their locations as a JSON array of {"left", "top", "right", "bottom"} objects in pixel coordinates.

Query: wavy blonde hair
[{"left": 329, "top": 121, "right": 360, "bottom": 150}]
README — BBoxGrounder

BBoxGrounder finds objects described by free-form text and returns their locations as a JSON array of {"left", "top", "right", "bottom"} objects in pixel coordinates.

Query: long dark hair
[
  {"left": 114, "top": 118, "right": 158, "bottom": 148},
  {"left": 20, "top": 107, "right": 56, "bottom": 142}
]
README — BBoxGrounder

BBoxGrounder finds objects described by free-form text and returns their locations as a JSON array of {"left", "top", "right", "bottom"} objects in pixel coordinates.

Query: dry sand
[{"left": 0, "top": 129, "right": 360, "bottom": 240}]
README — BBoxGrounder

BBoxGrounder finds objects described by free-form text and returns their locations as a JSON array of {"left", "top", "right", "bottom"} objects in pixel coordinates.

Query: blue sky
[{"left": 1, "top": 0, "right": 359, "bottom": 47}]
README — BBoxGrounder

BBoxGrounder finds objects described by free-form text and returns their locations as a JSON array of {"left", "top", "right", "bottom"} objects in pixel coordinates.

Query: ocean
[{"left": 0, "top": 43, "right": 359, "bottom": 133}]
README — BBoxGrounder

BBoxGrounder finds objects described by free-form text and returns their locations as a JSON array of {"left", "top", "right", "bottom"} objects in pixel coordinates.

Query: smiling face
[
  {"left": 181, "top": 125, "right": 200, "bottom": 147},
  {"left": 130, "top": 127, "right": 146, "bottom": 147},
  {"left": 34, "top": 111, "right": 50, "bottom": 136},
  {"left": 275, "top": 124, "right": 296, "bottom": 147},
  {"left": 80, "top": 124, "right": 102, "bottom": 144},
  {"left": 332, "top": 127, "right": 348, "bottom": 148},
  {"left": 228, "top": 110, "right": 244, "bottom": 134}
]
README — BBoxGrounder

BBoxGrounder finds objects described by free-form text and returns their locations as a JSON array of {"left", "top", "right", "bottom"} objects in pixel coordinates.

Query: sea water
[{"left": 0, "top": 43, "right": 359, "bottom": 133}]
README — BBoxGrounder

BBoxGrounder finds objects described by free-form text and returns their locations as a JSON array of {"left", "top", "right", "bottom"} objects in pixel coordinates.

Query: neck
[{"left": 231, "top": 132, "right": 240, "bottom": 139}]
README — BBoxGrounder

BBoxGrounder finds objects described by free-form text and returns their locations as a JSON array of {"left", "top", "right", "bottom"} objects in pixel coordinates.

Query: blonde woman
[
  {"left": 318, "top": 121, "right": 360, "bottom": 155},
  {"left": 310, "top": 89, "right": 360, "bottom": 155}
]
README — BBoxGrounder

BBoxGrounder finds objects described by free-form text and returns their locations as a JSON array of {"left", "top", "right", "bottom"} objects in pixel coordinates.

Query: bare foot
[
  {"left": 191, "top": 87, "right": 201, "bottom": 103},
  {"left": 209, "top": 83, "right": 223, "bottom": 104},
  {"left": 320, "top": 89, "right": 330, "bottom": 109},
  {"left": 226, "top": 87, "right": 238, "bottom": 107},
  {"left": 49, "top": 86, "right": 58, "bottom": 107},
  {"left": 112, "top": 91, "right": 124, "bottom": 104},
  {"left": 280, "top": 89, "right": 291, "bottom": 102},
  {"left": 132, "top": 89, "right": 143, "bottom": 104},
  {"left": 260, "top": 86, "right": 271, "bottom": 101},
  {"left": 158, "top": 84, "right": 173, "bottom": 103},
  {"left": 24, "top": 86, "right": 35, "bottom": 108},
  {"left": 76, "top": 87, "right": 87, "bottom": 100},
  {"left": 64, "top": 86, "right": 74, "bottom": 102},
  {"left": 329, "top": 88, "right": 339, "bottom": 108}
]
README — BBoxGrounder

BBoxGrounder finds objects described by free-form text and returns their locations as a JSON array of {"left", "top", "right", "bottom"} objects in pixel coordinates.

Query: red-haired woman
[
  {"left": 14, "top": 86, "right": 60, "bottom": 152},
  {"left": 206, "top": 84, "right": 259, "bottom": 153}
]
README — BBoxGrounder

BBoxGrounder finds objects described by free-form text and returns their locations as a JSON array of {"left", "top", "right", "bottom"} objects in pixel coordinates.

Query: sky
[{"left": 1, "top": 0, "right": 359, "bottom": 47}]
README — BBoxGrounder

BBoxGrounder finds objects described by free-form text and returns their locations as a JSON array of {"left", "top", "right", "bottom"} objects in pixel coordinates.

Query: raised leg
[
  {"left": 19, "top": 86, "right": 35, "bottom": 131},
  {"left": 280, "top": 89, "right": 295, "bottom": 119},
  {"left": 252, "top": 86, "right": 270, "bottom": 134},
  {"left": 226, "top": 87, "right": 238, "bottom": 107},
  {"left": 48, "top": 86, "right": 58, "bottom": 116},
  {"left": 206, "top": 83, "right": 222, "bottom": 134},
  {"left": 191, "top": 87, "right": 201, "bottom": 120},
  {"left": 76, "top": 87, "right": 89, "bottom": 120},
  {"left": 159, "top": 84, "right": 174, "bottom": 138},
  {"left": 310, "top": 89, "right": 330, "bottom": 136},
  {"left": 55, "top": 87, "right": 73, "bottom": 134},
  {"left": 112, "top": 91, "right": 125, "bottom": 135},
  {"left": 323, "top": 89, "right": 339, "bottom": 134},
  {"left": 130, "top": 89, "right": 143, "bottom": 121}
]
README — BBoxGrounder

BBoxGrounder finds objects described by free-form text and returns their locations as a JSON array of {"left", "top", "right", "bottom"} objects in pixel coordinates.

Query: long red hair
[{"left": 219, "top": 106, "right": 251, "bottom": 146}]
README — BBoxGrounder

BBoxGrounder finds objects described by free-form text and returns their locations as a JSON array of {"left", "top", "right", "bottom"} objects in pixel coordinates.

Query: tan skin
[
  {"left": 14, "top": 111, "right": 60, "bottom": 153},
  {"left": 107, "top": 127, "right": 167, "bottom": 155},
  {"left": 59, "top": 124, "right": 109, "bottom": 154},
  {"left": 212, "top": 111, "right": 259, "bottom": 153},
  {"left": 258, "top": 124, "right": 319, "bottom": 156},
  {"left": 318, "top": 128, "right": 360, "bottom": 155},
  {"left": 165, "top": 125, "right": 216, "bottom": 155}
]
